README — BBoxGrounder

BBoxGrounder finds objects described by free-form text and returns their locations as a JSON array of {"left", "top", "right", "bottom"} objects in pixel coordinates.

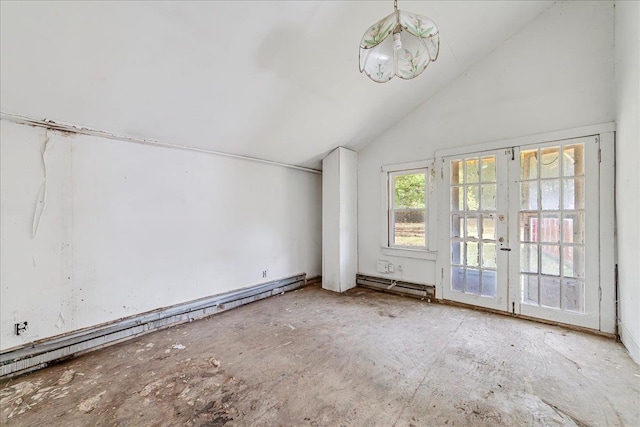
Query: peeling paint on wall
[
  {"left": 0, "top": 120, "right": 322, "bottom": 353},
  {"left": 31, "top": 131, "right": 51, "bottom": 239}
]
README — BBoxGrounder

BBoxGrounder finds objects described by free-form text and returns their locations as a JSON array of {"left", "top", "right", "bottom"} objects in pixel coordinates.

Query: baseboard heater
[
  {"left": 1, "top": 274, "right": 314, "bottom": 378},
  {"left": 356, "top": 274, "right": 435, "bottom": 301}
]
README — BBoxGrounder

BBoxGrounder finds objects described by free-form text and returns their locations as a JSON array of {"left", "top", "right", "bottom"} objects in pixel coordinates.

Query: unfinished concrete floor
[{"left": 1, "top": 285, "right": 639, "bottom": 426}]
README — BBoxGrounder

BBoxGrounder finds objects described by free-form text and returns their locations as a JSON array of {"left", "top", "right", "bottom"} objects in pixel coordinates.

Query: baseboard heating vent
[
  {"left": 1, "top": 274, "right": 309, "bottom": 378},
  {"left": 356, "top": 274, "right": 435, "bottom": 301}
]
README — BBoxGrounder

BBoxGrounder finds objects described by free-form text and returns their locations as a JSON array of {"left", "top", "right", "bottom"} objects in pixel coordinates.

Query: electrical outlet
[
  {"left": 15, "top": 321, "right": 28, "bottom": 336},
  {"left": 262, "top": 270, "right": 268, "bottom": 278},
  {"left": 377, "top": 260, "right": 389, "bottom": 273}
]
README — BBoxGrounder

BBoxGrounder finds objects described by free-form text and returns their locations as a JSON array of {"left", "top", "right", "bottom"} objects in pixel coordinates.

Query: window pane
[
  {"left": 563, "top": 178, "right": 585, "bottom": 210},
  {"left": 563, "top": 144, "right": 584, "bottom": 177},
  {"left": 520, "top": 150, "right": 538, "bottom": 180},
  {"left": 520, "top": 181, "right": 538, "bottom": 210},
  {"left": 482, "top": 243, "right": 496, "bottom": 269},
  {"left": 519, "top": 213, "right": 538, "bottom": 242},
  {"left": 482, "top": 215, "right": 496, "bottom": 240},
  {"left": 466, "top": 159, "right": 479, "bottom": 183},
  {"left": 466, "top": 215, "right": 479, "bottom": 239},
  {"left": 521, "top": 274, "right": 539, "bottom": 305},
  {"left": 466, "top": 185, "right": 480, "bottom": 211},
  {"left": 451, "top": 214, "right": 464, "bottom": 238},
  {"left": 451, "top": 241, "right": 463, "bottom": 265},
  {"left": 481, "top": 184, "right": 497, "bottom": 211},
  {"left": 540, "top": 276, "right": 561, "bottom": 308},
  {"left": 452, "top": 267, "right": 464, "bottom": 292},
  {"left": 540, "top": 147, "right": 560, "bottom": 178},
  {"left": 467, "top": 241, "right": 479, "bottom": 267},
  {"left": 393, "top": 210, "right": 425, "bottom": 247},
  {"left": 394, "top": 173, "right": 425, "bottom": 209},
  {"left": 481, "top": 157, "right": 496, "bottom": 182},
  {"left": 520, "top": 243, "right": 538, "bottom": 273},
  {"left": 563, "top": 246, "right": 585, "bottom": 278},
  {"left": 466, "top": 269, "right": 480, "bottom": 294},
  {"left": 541, "top": 179, "right": 560, "bottom": 210},
  {"left": 540, "top": 213, "right": 561, "bottom": 243},
  {"left": 540, "top": 244, "right": 560, "bottom": 276},
  {"left": 451, "top": 186, "right": 463, "bottom": 211},
  {"left": 562, "top": 212, "right": 585, "bottom": 244},
  {"left": 481, "top": 270, "right": 497, "bottom": 297},
  {"left": 451, "top": 160, "right": 464, "bottom": 184},
  {"left": 562, "top": 278, "right": 584, "bottom": 312}
]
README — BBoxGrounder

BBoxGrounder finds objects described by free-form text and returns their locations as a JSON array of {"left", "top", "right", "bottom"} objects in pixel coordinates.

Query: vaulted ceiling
[{"left": 1, "top": 1, "right": 553, "bottom": 169}]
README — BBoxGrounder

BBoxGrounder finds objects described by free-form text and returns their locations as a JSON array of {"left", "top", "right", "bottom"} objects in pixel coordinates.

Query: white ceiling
[{"left": 0, "top": 1, "right": 553, "bottom": 169}]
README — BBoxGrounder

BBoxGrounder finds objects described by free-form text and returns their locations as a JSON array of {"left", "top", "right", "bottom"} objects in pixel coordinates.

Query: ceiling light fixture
[{"left": 359, "top": 0, "right": 440, "bottom": 83}]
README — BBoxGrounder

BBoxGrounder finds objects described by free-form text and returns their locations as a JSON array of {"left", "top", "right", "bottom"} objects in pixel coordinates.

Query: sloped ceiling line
[
  {"left": 0, "top": 113, "right": 322, "bottom": 174},
  {"left": 0, "top": 1, "right": 555, "bottom": 169}
]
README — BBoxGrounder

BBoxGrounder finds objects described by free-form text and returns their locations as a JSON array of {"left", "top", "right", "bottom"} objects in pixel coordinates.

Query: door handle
[{"left": 500, "top": 248, "right": 512, "bottom": 252}]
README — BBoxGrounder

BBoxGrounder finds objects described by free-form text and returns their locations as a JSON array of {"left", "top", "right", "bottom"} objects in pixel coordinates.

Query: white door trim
[
  {"left": 435, "top": 123, "right": 615, "bottom": 159},
  {"left": 599, "top": 131, "right": 616, "bottom": 334}
]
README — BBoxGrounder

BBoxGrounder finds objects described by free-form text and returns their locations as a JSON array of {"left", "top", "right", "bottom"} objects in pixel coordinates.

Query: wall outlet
[
  {"left": 388, "top": 263, "right": 394, "bottom": 273},
  {"left": 377, "top": 260, "right": 389, "bottom": 274},
  {"left": 15, "top": 321, "right": 28, "bottom": 336},
  {"left": 262, "top": 270, "right": 268, "bottom": 278}
]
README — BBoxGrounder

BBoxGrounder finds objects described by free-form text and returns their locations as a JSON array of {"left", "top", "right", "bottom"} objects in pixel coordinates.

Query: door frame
[
  {"left": 440, "top": 148, "right": 511, "bottom": 312},
  {"left": 434, "top": 123, "right": 616, "bottom": 333}
]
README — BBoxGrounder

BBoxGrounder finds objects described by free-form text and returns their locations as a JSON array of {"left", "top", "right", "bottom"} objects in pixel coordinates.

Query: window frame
[
  {"left": 381, "top": 160, "right": 437, "bottom": 260},
  {"left": 388, "top": 169, "right": 428, "bottom": 249}
]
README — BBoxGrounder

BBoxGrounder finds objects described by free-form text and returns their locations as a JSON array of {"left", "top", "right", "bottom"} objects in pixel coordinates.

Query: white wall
[
  {"left": 615, "top": 0, "right": 640, "bottom": 363},
  {"left": 358, "top": 3, "right": 614, "bottom": 289},
  {"left": 0, "top": 121, "right": 322, "bottom": 351}
]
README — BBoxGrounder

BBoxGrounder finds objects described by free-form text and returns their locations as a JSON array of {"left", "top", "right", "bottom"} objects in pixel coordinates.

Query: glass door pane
[
  {"left": 518, "top": 143, "right": 585, "bottom": 312},
  {"left": 448, "top": 154, "right": 502, "bottom": 300},
  {"left": 511, "top": 136, "right": 600, "bottom": 330}
]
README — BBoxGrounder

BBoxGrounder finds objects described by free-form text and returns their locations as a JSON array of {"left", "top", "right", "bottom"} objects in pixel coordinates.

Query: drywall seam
[
  {"left": 0, "top": 112, "right": 322, "bottom": 175},
  {"left": 31, "top": 131, "right": 50, "bottom": 238}
]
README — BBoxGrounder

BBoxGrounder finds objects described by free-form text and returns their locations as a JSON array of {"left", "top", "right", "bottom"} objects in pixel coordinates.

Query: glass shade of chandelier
[{"left": 359, "top": 1, "right": 440, "bottom": 83}]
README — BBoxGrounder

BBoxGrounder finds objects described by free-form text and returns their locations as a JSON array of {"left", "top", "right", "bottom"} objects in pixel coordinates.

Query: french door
[
  {"left": 441, "top": 136, "right": 600, "bottom": 329},
  {"left": 441, "top": 149, "right": 510, "bottom": 312}
]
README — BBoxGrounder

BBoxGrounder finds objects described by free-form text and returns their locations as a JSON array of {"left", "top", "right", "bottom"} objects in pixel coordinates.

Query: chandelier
[{"left": 359, "top": 0, "right": 440, "bottom": 83}]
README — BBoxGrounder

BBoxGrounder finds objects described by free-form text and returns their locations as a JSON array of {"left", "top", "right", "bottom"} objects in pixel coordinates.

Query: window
[
  {"left": 389, "top": 170, "right": 427, "bottom": 248},
  {"left": 381, "top": 160, "right": 436, "bottom": 259}
]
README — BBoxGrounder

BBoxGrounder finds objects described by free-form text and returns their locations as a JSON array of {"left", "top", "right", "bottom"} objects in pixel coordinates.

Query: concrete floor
[{"left": 1, "top": 285, "right": 639, "bottom": 427}]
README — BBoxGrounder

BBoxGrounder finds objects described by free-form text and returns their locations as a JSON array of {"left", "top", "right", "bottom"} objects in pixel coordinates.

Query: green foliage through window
[
  {"left": 394, "top": 173, "right": 426, "bottom": 209},
  {"left": 391, "top": 171, "right": 427, "bottom": 247}
]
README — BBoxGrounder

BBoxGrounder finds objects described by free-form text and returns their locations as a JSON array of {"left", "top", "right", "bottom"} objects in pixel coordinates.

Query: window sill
[{"left": 380, "top": 247, "right": 437, "bottom": 260}]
